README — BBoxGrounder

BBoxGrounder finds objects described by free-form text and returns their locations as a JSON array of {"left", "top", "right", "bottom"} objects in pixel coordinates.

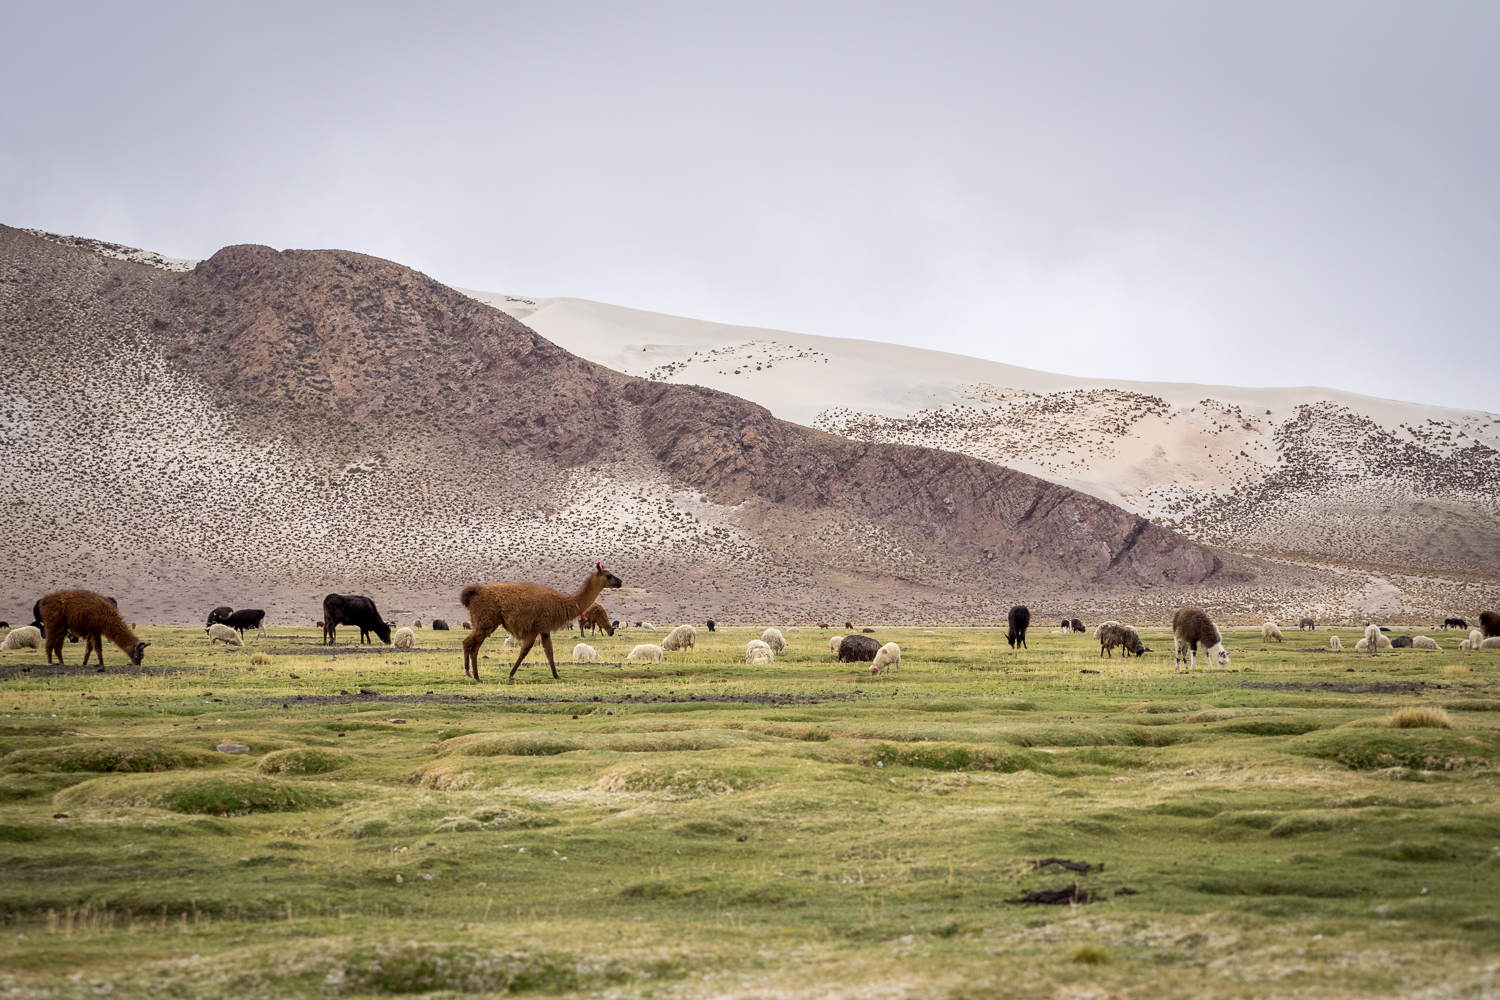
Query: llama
[
  {"left": 761, "top": 628, "right": 787, "bottom": 652},
  {"left": 706, "top": 619, "right": 716, "bottom": 632},
  {"left": 746, "top": 640, "right": 774, "bottom": 665},
  {"left": 392, "top": 627, "right": 415, "bottom": 648},
  {"left": 1329, "top": 634, "right": 1343, "bottom": 650},
  {"left": 1355, "top": 635, "right": 1392, "bottom": 651},
  {"left": 580, "top": 604, "right": 615, "bottom": 636},
  {"left": 206, "top": 623, "right": 243, "bottom": 646},
  {"left": 1411, "top": 636, "right": 1439, "bottom": 650},
  {"left": 1172, "top": 607, "right": 1229, "bottom": 670},
  {"left": 627, "top": 644, "right": 663, "bottom": 662},
  {"left": 661, "top": 624, "right": 696, "bottom": 651},
  {"left": 1006, "top": 605, "right": 1030, "bottom": 650},
  {"left": 828, "top": 635, "right": 845, "bottom": 653},
  {"left": 1364, "top": 623, "right": 1381, "bottom": 656},
  {"left": 1443, "top": 617, "right": 1468, "bottom": 630},
  {"left": 845, "top": 620, "right": 853, "bottom": 629},
  {"left": 1098, "top": 623, "right": 1150, "bottom": 658},
  {"left": 1470, "top": 629, "right": 1482, "bottom": 649},
  {"left": 1481, "top": 611, "right": 1500, "bottom": 639},
  {"left": 38, "top": 590, "right": 149, "bottom": 667},
  {"left": 322, "top": 595, "right": 392, "bottom": 646},
  {"left": 460, "top": 562, "right": 623, "bottom": 681},
  {"left": 1262, "top": 621, "right": 1284, "bottom": 643},
  {"left": 1059, "top": 620, "right": 1072, "bottom": 633},
  {"left": 573, "top": 643, "right": 598, "bottom": 662},
  {"left": 872, "top": 642, "right": 901, "bottom": 673},
  {"left": 1, "top": 626, "right": 42, "bottom": 651}
]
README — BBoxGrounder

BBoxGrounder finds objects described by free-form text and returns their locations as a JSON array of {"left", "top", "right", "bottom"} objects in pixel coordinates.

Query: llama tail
[{"left": 460, "top": 585, "right": 482, "bottom": 608}]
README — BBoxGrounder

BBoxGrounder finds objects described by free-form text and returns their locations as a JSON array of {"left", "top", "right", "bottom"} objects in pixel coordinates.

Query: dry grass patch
[{"left": 1386, "top": 706, "right": 1452, "bottom": 729}]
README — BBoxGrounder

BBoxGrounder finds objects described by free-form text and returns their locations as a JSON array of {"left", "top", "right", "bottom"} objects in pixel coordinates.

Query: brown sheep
[
  {"left": 38, "top": 590, "right": 149, "bottom": 667},
  {"left": 460, "top": 562, "right": 623, "bottom": 681},
  {"left": 579, "top": 603, "right": 615, "bottom": 636},
  {"left": 1097, "top": 623, "right": 1150, "bottom": 658}
]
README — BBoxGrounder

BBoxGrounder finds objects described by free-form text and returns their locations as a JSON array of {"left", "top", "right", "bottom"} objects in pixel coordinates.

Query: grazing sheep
[
  {"left": 1460, "top": 639, "right": 1472, "bottom": 651},
  {"left": 845, "top": 621, "right": 853, "bottom": 629},
  {"left": 746, "top": 640, "right": 774, "bottom": 665},
  {"left": 1355, "top": 635, "right": 1392, "bottom": 651},
  {"left": 662, "top": 624, "right": 697, "bottom": 651},
  {"left": 1070, "top": 618, "right": 1085, "bottom": 634},
  {"left": 503, "top": 635, "right": 522, "bottom": 648},
  {"left": 1444, "top": 618, "right": 1467, "bottom": 630},
  {"left": 1059, "top": 620, "right": 1071, "bottom": 633},
  {"left": 322, "top": 594, "right": 392, "bottom": 646},
  {"left": 1092, "top": 620, "right": 1120, "bottom": 638},
  {"left": 1411, "top": 636, "right": 1439, "bottom": 650},
  {"left": 206, "top": 622, "right": 244, "bottom": 647},
  {"left": 627, "top": 644, "right": 663, "bottom": 662},
  {"left": 641, "top": 622, "right": 657, "bottom": 632},
  {"left": 1098, "top": 623, "right": 1150, "bottom": 658},
  {"left": 1470, "top": 629, "right": 1483, "bottom": 649},
  {"left": 392, "top": 627, "right": 415, "bottom": 648},
  {"left": 573, "top": 643, "right": 598, "bottom": 662},
  {"left": 872, "top": 642, "right": 901, "bottom": 673},
  {"left": 39, "top": 590, "right": 149, "bottom": 666},
  {"left": 432, "top": 620, "right": 450, "bottom": 631},
  {"left": 462, "top": 621, "right": 471, "bottom": 629},
  {"left": 828, "top": 635, "right": 845, "bottom": 653},
  {"left": 205, "top": 605, "right": 233, "bottom": 628},
  {"left": 1262, "top": 621, "right": 1284, "bottom": 643},
  {"left": 579, "top": 604, "right": 615, "bottom": 637},
  {"left": 1006, "top": 605, "right": 1030, "bottom": 650},
  {"left": 1364, "top": 623, "right": 1382, "bottom": 656},
  {"left": 838, "top": 634, "right": 881, "bottom": 662},
  {"left": 1391, "top": 636, "right": 1414, "bottom": 649},
  {"left": 1, "top": 626, "right": 42, "bottom": 651},
  {"left": 706, "top": 619, "right": 716, "bottom": 632},
  {"left": 787, "top": 627, "right": 801, "bottom": 634},
  {"left": 1481, "top": 611, "right": 1500, "bottom": 639},
  {"left": 1300, "top": 618, "right": 1316, "bottom": 630},
  {"left": 461, "top": 562, "right": 623, "bottom": 681},
  {"left": 1172, "top": 608, "right": 1229, "bottom": 670},
  {"left": 1330, "top": 635, "right": 1343, "bottom": 650},
  {"left": 761, "top": 628, "right": 787, "bottom": 652},
  {"left": 1481, "top": 637, "right": 1500, "bottom": 650}
]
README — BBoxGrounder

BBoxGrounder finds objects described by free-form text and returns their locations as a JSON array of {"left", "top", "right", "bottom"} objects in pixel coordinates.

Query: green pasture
[{"left": 1, "top": 623, "right": 1498, "bottom": 998}]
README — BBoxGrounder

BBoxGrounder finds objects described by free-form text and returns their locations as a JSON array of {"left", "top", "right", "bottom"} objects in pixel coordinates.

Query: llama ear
[{"left": 596, "top": 561, "right": 603, "bottom": 572}]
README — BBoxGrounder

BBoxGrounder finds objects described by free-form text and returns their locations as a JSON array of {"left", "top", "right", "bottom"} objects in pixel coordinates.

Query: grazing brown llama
[
  {"left": 461, "top": 562, "right": 623, "bottom": 681},
  {"left": 580, "top": 603, "right": 615, "bottom": 636},
  {"left": 38, "top": 590, "right": 149, "bottom": 667},
  {"left": 1172, "top": 607, "right": 1229, "bottom": 670}
]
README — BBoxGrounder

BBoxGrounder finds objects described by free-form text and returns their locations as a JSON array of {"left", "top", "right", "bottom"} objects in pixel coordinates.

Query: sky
[{"left": 2, "top": 1, "right": 1496, "bottom": 412}]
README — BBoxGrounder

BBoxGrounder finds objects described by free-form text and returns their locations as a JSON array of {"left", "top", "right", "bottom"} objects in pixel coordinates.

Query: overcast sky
[{"left": 3, "top": 2, "right": 1496, "bottom": 412}]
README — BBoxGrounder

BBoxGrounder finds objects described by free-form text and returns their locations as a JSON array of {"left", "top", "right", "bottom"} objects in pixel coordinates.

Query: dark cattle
[
  {"left": 432, "top": 620, "right": 450, "bottom": 630},
  {"left": 1070, "top": 618, "right": 1084, "bottom": 634},
  {"left": 1007, "top": 605, "right": 1031, "bottom": 650},
  {"left": 206, "top": 606, "right": 233, "bottom": 628},
  {"left": 220, "top": 609, "right": 266, "bottom": 637},
  {"left": 838, "top": 634, "right": 881, "bottom": 662},
  {"left": 862, "top": 627, "right": 875, "bottom": 633},
  {"left": 1391, "top": 635, "right": 1414, "bottom": 648},
  {"left": 0, "top": 621, "right": 6, "bottom": 629},
  {"left": 1481, "top": 611, "right": 1500, "bottom": 639},
  {"left": 706, "top": 619, "right": 716, "bottom": 632},
  {"left": 322, "top": 594, "right": 392, "bottom": 645},
  {"left": 1443, "top": 618, "right": 1467, "bottom": 630},
  {"left": 1299, "top": 618, "right": 1316, "bottom": 630}
]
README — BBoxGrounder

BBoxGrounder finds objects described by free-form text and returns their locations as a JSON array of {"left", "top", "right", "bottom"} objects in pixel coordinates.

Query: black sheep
[
  {"left": 1391, "top": 635, "right": 1414, "bottom": 648},
  {"left": 838, "top": 634, "right": 881, "bottom": 662},
  {"left": 1070, "top": 618, "right": 1084, "bottom": 633},
  {"left": 706, "top": 619, "right": 716, "bottom": 632},
  {"left": 432, "top": 620, "right": 450, "bottom": 630},
  {"left": 322, "top": 594, "right": 392, "bottom": 645},
  {"left": 1007, "top": 605, "right": 1030, "bottom": 650}
]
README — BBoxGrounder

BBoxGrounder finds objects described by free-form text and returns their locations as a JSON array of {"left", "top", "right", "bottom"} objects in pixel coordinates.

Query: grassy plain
[{"left": 1, "top": 623, "right": 1498, "bottom": 999}]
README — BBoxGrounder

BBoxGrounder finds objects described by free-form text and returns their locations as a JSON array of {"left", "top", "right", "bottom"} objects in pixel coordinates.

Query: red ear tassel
[{"left": 596, "top": 561, "right": 603, "bottom": 572}]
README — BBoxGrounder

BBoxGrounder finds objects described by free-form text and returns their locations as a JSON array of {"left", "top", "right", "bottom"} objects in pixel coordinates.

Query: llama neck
[
  {"left": 572, "top": 575, "right": 607, "bottom": 614},
  {"left": 104, "top": 617, "right": 139, "bottom": 654}
]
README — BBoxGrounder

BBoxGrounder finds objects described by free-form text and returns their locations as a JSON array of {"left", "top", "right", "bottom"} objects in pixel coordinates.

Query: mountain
[{"left": 1, "top": 226, "right": 1240, "bottom": 629}]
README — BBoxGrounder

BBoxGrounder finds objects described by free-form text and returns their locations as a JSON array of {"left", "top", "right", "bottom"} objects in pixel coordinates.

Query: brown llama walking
[
  {"left": 579, "top": 603, "right": 615, "bottom": 636},
  {"left": 461, "top": 562, "right": 623, "bottom": 681},
  {"left": 38, "top": 590, "right": 149, "bottom": 667}
]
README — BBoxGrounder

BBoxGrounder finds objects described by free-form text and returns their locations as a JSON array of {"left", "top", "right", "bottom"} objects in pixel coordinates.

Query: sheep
[
  {"left": 219, "top": 609, "right": 266, "bottom": 638},
  {"left": 661, "top": 624, "right": 697, "bottom": 651},
  {"left": 432, "top": 620, "right": 450, "bottom": 631},
  {"left": 746, "top": 640, "right": 774, "bottom": 665},
  {"left": 323, "top": 594, "right": 392, "bottom": 646},
  {"left": 1391, "top": 636, "right": 1414, "bottom": 649},
  {"left": 1355, "top": 635, "right": 1392, "bottom": 651},
  {"left": 1470, "top": 629, "right": 1482, "bottom": 649},
  {"left": 462, "top": 562, "right": 623, "bottom": 681},
  {"left": 1330, "top": 635, "right": 1343, "bottom": 650},
  {"left": 392, "top": 627, "right": 416, "bottom": 648},
  {"left": 1, "top": 626, "right": 42, "bottom": 651},
  {"left": 1411, "top": 636, "right": 1439, "bottom": 650},
  {"left": 1481, "top": 637, "right": 1500, "bottom": 651},
  {"left": 706, "top": 619, "right": 716, "bottom": 632},
  {"left": 503, "top": 635, "right": 522, "bottom": 648},
  {"left": 1006, "top": 605, "right": 1030, "bottom": 650},
  {"left": 573, "top": 643, "right": 598, "bottom": 662},
  {"left": 1443, "top": 618, "right": 1467, "bottom": 630},
  {"left": 205, "top": 605, "right": 233, "bottom": 628},
  {"left": 828, "top": 635, "right": 845, "bottom": 653},
  {"left": 1364, "top": 623, "right": 1382, "bottom": 656},
  {"left": 1070, "top": 618, "right": 1085, "bottom": 634},
  {"left": 206, "top": 622, "right": 244, "bottom": 647},
  {"left": 641, "top": 622, "right": 658, "bottom": 632},
  {"left": 845, "top": 621, "right": 854, "bottom": 629},
  {"left": 462, "top": 621, "right": 471, "bottom": 629},
  {"left": 1093, "top": 620, "right": 1120, "bottom": 638},
  {"left": 761, "top": 628, "right": 787, "bottom": 652},
  {"left": 1482, "top": 611, "right": 1500, "bottom": 639},
  {"left": 627, "top": 644, "right": 663, "bottom": 662},
  {"left": 872, "top": 642, "right": 901, "bottom": 673},
  {"left": 1460, "top": 639, "right": 1472, "bottom": 651},
  {"left": 1262, "top": 621, "right": 1284, "bottom": 643},
  {"left": 1300, "top": 617, "right": 1316, "bottom": 630},
  {"left": 787, "top": 626, "right": 801, "bottom": 634},
  {"left": 38, "top": 590, "right": 149, "bottom": 667},
  {"left": 1098, "top": 623, "right": 1150, "bottom": 658},
  {"left": 838, "top": 634, "right": 881, "bottom": 662},
  {"left": 1172, "top": 607, "right": 1229, "bottom": 670},
  {"left": 579, "top": 603, "right": 615, "bottom": 636}
]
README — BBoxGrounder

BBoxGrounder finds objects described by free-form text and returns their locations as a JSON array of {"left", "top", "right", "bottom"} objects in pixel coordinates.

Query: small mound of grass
[
  {"left": 1444, "top": 665, "right": 1470, "bottom": 677},
  {"left": 1387, "top": 706, "right": 1452, "bottom": 729},
  {"left": 0, "top": 741, "right": 215, "bottom": 774},
  {"left": 250, "top": 651, "right": 272, "bottom": 666},
  {"left": 812, "top": 739, "right": 1042, "bottom": 773},
  {"left": 1288, "top": 729, "right": 1498, "bottom": 771},
  {"left": 1070, "top": 944, "right": 1111, "bottom": 965},
  {"left": 257, "top": 747, "right": 351, "bottom": 775},
  {"left": 54, "top": 772, "right": 335, "bottom": 815},
  {"left": 1220, "top": 720, "right": 1324, "bottom": 736}
]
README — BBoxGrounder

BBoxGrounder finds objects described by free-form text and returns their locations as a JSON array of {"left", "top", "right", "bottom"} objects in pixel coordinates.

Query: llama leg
[
  {"left": 509, "top": 637, "right": 537, "bottom": 679},
  {"left": 463, "top": 626, "right": 495, "bottom": 681},
  {"left": 541, "top": 634, "right": 559, "bottom": 679}
]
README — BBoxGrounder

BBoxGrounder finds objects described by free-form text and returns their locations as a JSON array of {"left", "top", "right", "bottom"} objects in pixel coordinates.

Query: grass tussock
[
  {"left": 1386, "top": 706, "right": 1452, "bottom": 729},
  {"left": 1070, "top": 944, "right": 1111, "bottom": 965},
  {"left": 257, "top": 747, "right": 351, "bottom": 775},
  {"left": 250, "top": 651, "right": 272, "bottom": 666},
  {"left": 1445, "top": 665, "right": 1470, "bottom": 676},
  {"left": 1288, "top": 729, "right": 1498, "bottom": 771},
  {"left": 53, "top": 772, "right": 335, "bottom": 814},
  {"left": 0, "top": 741, "right": 215, "bottom": 774}
]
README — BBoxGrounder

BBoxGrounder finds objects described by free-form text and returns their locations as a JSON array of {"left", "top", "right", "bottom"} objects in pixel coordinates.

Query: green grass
[{"left": 0, "top": 623, "right": 1498, "bottom": 997}]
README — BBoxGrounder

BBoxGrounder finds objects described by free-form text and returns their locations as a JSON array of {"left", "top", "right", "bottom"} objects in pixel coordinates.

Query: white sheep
[
  {"left": 746, "top": 639, "right": 774, "bottom": 665},
  {"left": 1470, "top": 629, "right": 1482, "bottom": 649},
  {"left": 787, "top": 626, "right": 801, "bottom": 634},
  {"left": 661, "top": 624, "right": 697, "bottom": 651},
  {"left": 1093, "top": 620, "right": 1120, "bottom": 638},
  {"left": 828, "top": 635, "right": 844, "bottom": 653},
  {"left": 1261, "top": 621, "right": 1283, "bottom": 643},
  {"left": 573, "top": 643, "right": 598, "bottom": 662},
  {"left": 1481, "top": 637, "right": 1500, "bottom": 651},
  {"left": 504, "top": 635, "right": 521, "bottom": 648},
  {"left": 1363, "top": 624, "right": 1382, "bottom": 655},
  {"left": 1410, "top": 636, "right": 1439, "bottom": 650},
  {"left": 1355, "top": 635, "right": 1392, "bottom": 651},
  {"left": 1329, "top": 635, "right": 1343, "bottom": 650},
  {"left": 1460, "top": 639, "right": 1472, "bottom": 651},
  {"left": 207, "top": 622, "right": 243, "bottom": 647},
  {"left": 761, "top": 628, "right": 786, "bottom": 652},
  {"left": 392, "top": 626, "right": 415, "bottom": 648},
  {"left": 1, "top": 626, "right": 42, "bottom": 651},
  {"left": 871, "top": 642, "right": 901, "bottom": 673},
  {"left": 627, "top": 644, "right": 663, "bottom": 662},
  {"left": 641, "top": 622, "right": 657, "bottom": 632}
]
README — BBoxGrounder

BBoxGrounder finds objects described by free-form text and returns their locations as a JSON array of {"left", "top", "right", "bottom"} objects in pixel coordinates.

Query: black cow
[
  {"left": 322, "top": 594, "right": 392, "bottom": 645},
  {"left": 1007, "top": 605, "right": 1031, "bottom": 650},
  {"left": 220, "top": 609, "right": 266, "bottom": 638},
  {"left": 432, "top": 619, "right": 450, "bottom": 630},
  {"left": 206, "top": 605, "right": 233, "bottom": 628}
]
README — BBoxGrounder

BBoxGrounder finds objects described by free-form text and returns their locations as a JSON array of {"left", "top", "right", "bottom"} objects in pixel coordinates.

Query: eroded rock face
[{"left": 0, "top": 225, "right": 1223, "bottom": 623}]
